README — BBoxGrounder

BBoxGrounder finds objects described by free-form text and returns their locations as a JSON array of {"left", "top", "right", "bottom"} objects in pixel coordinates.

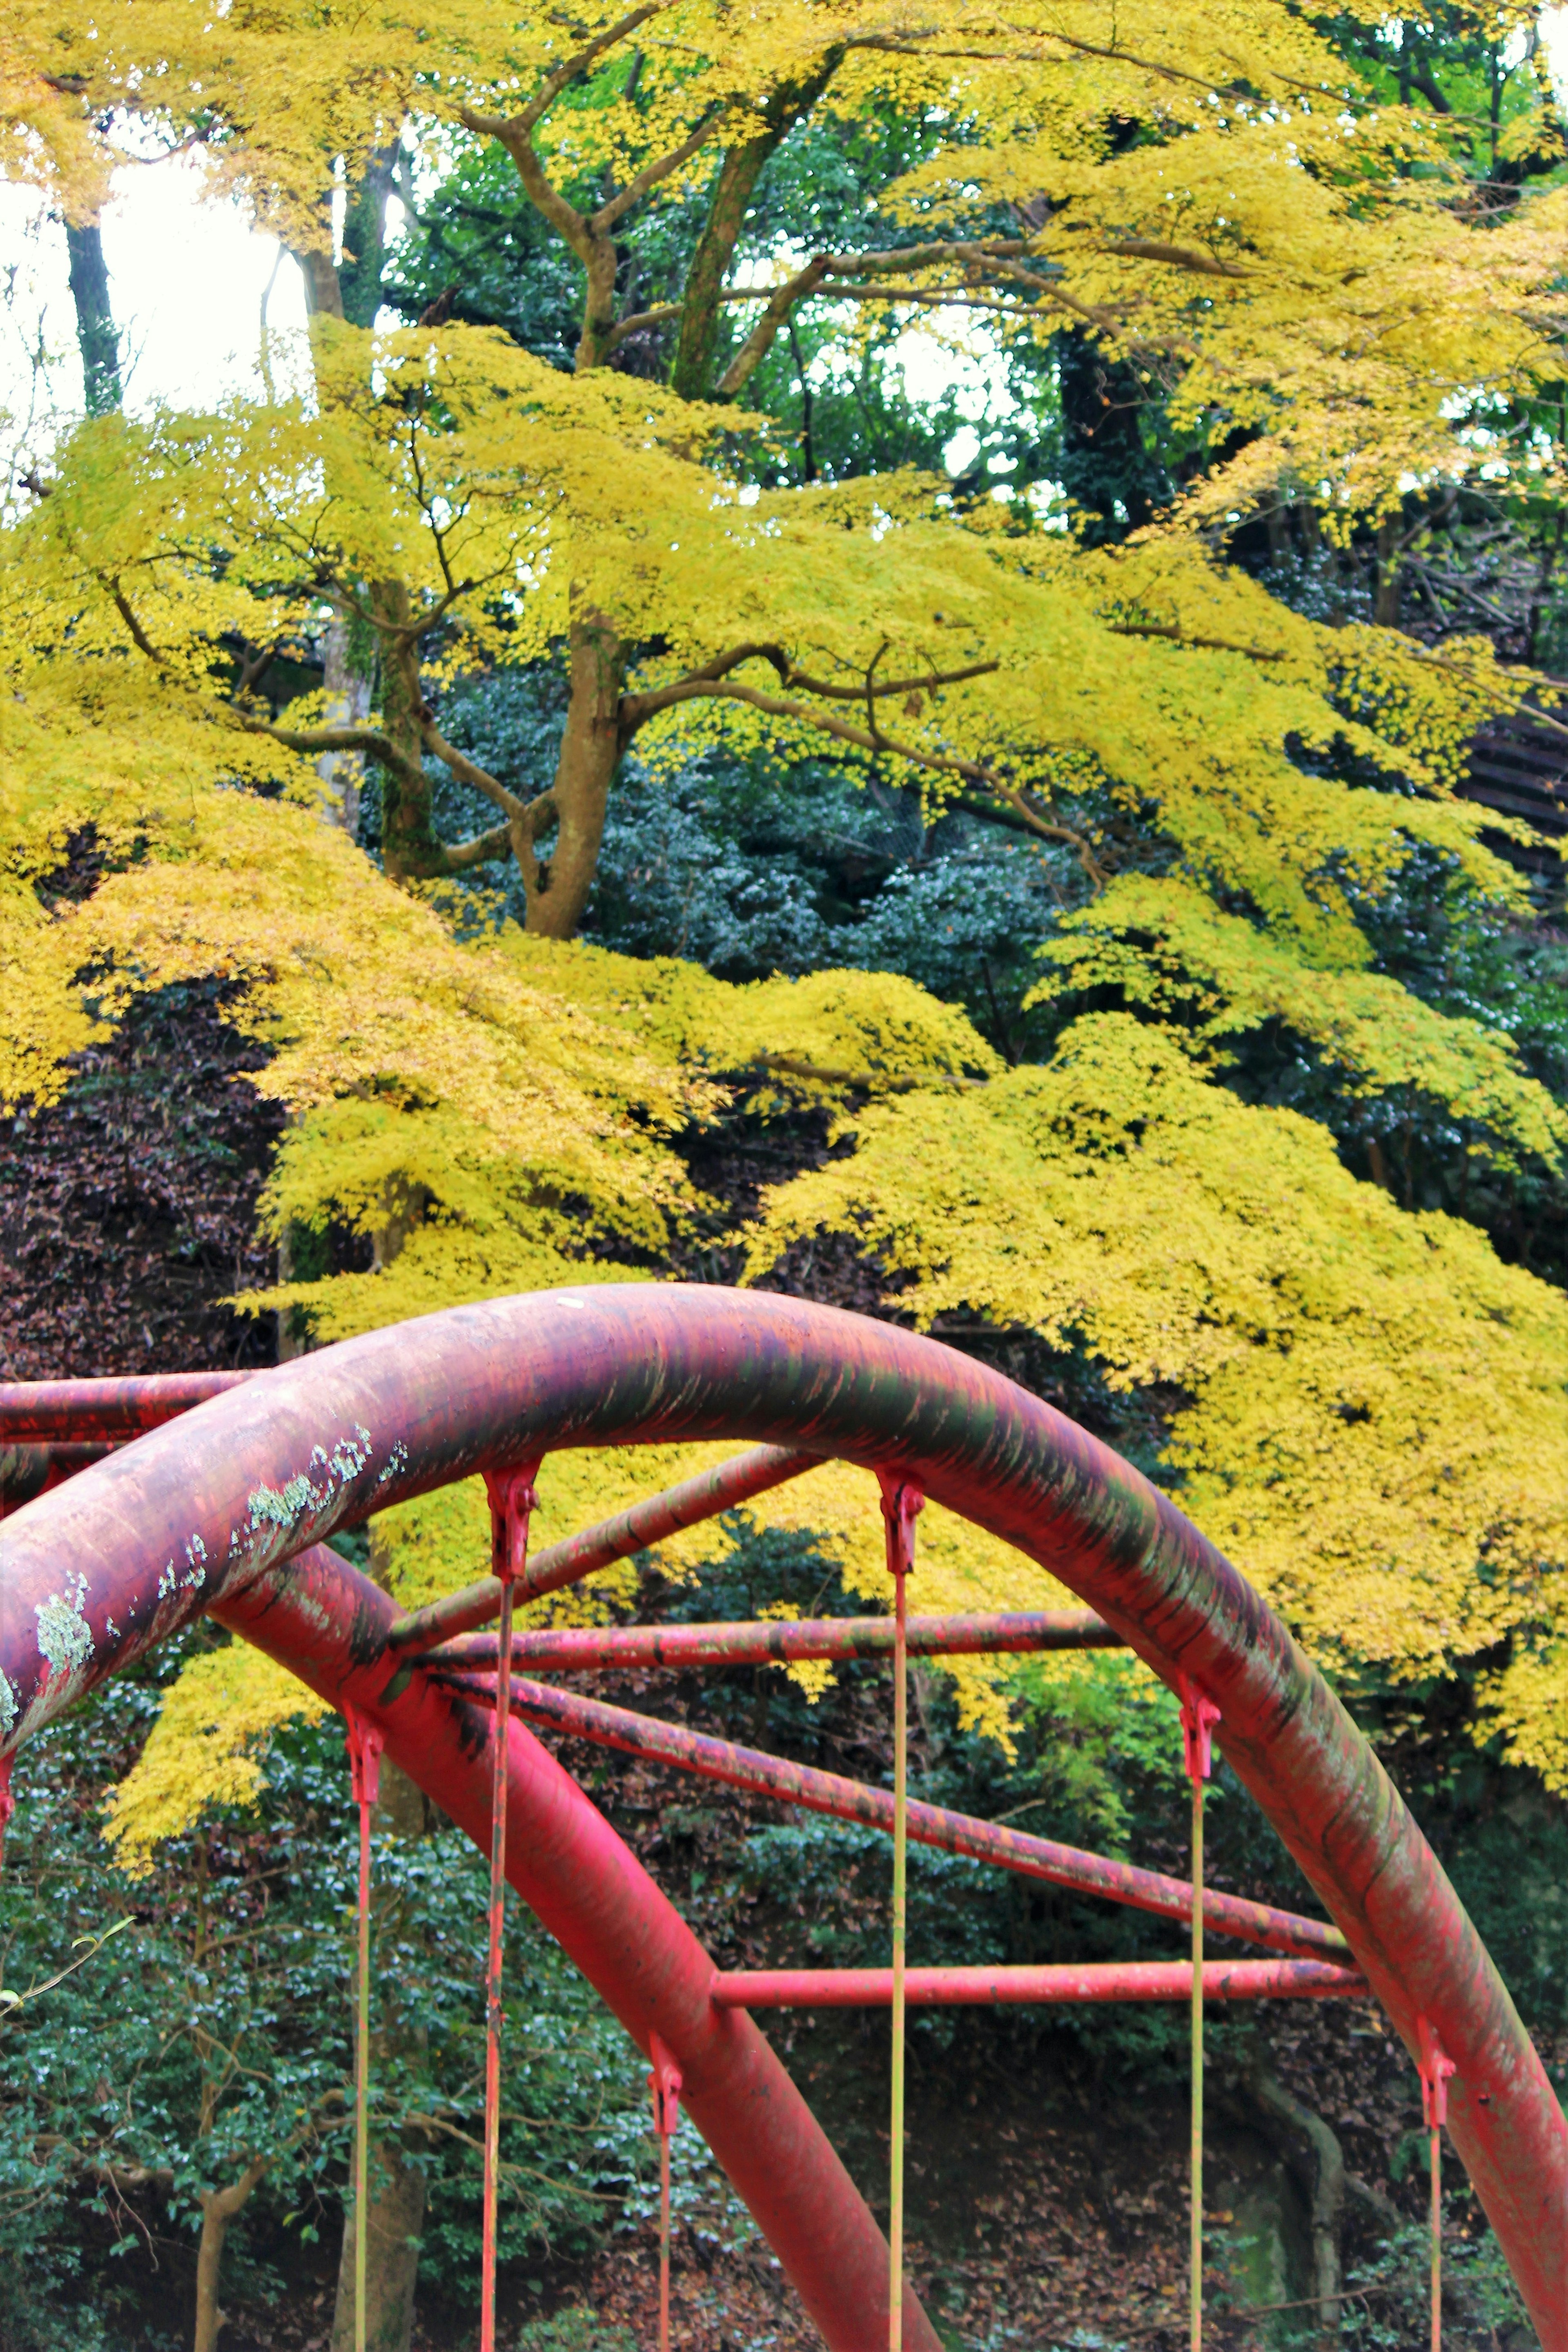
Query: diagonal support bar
[
  {"left": 386, "top": 1444, "right": 819, "bottom": 1651},
  {"left": 452, "top": 1675, "right": 1349, "bottom": 1960}
]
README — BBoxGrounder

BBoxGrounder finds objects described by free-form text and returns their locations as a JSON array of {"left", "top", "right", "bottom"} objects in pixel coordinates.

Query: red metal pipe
[
  {"left": 386, "top": 1443, "right": 820, "bottom": 1650},
  {"left": 0, "top": 1369, "right": 251, "bottom": 1441},
  {"left": 709, "top": 1959, "right": 1369, "bottom": 2008},
  {"left": 439, "top": 1674, "right": 1351, "bottom": 1962},
  {"left": 0, "top": 1442, "right": 114, "bottom": 1517},
  {"left": 1, "top": 1285, "right": 1562, "bottom": 2337},
  {"left": 213, "top": 1541, "right": 941, "bottom": 2352},
  {"left": 428, "top": 1608, "right": 1122, "bottom": 1673}
]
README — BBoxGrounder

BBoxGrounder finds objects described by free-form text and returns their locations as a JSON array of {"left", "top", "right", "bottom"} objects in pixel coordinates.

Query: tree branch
[
  {"left": 591, "top": 106, "right": 731, "bottom": 233},
  {"left": 417, "top": 718, "right": 526, "bottom": 820},
  {"left": 621, "top": 645, "right": 999, "bottom": 724},
  {"left": 621, "top": 675, "right": 1104, "bottom": 881},
  {"left": 717, "top": 257, "right": 833, "bottom": 394},
  {"left": 1105, "top": 622, "right": 1285, "bottom": 660}
]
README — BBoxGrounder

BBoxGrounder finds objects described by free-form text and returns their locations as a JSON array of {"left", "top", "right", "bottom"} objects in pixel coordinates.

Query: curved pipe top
[{"left": 0, "top": 1284, "right": 1562, "bottom": 2340}]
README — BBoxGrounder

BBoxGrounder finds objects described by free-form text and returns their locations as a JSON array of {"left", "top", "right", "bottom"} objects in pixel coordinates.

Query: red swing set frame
[{"left": 1, "top": 1287, "right": 1562, "bottom": 2352}]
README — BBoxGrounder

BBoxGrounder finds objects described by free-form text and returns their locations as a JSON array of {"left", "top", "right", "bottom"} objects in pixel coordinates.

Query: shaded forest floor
[{"left": 1, "top": 993, "right": 1547, "bottom": 2351}]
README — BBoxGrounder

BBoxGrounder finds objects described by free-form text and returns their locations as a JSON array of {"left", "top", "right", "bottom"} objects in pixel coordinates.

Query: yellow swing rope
[
  {"left": 1179, "top": 1680, "right": 1219, "bottom": 2352},
  {"left": 344, "top": 1707, "right": 383, "bottom": 2352},
  {"left": 880, "top": 1477, "right": 924, "bottom": 2352},
  {"left": 480, "top": 1463, "right": 540, "bottom": 2352}
]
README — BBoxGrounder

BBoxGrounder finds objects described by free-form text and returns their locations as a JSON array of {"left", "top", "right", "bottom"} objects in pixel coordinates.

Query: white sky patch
[{"left": 1, "top": 153, "right": 312, "bottom": 466}]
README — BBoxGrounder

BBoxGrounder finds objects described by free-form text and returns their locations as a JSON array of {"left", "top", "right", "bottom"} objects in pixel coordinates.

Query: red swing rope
[
  {"left": 1419, "top": 2018, "right": 1456, "bottom": 2352},
  {"left": 648, "top": 2033, "right": 683, "bottom": 2352},
  {"left": 878, "top": 1475, "right": 924, "bottom": 2352},
  {"left": 344, "top": 1706, "right": 384, "bottom": 2352},
  {"left": 1179, "top": 1678, "right": 1221, "bottom": 2352},
  {"left": 479, "top": 1463, "right": 541, "bottom": 2352}
]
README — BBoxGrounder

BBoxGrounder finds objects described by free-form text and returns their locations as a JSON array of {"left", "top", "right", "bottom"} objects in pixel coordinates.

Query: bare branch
[
  {"left": 1106, "top": 623, "right": 1285, "bottom": 661},
  {"left": 718, "top": 257, "right": 834, "bottom": 394},
  {"left": 109, "top": 582, "right": 165, "bottom": 666},
  {"left": 1101, "top": 237, "right": 1249, "bottom": 280},
  {"left": 418, "top": 719, "right": 527, "bottom": 820},
  {"left": 622, "top": 645, "right": 1000, "bottom": 726},
  {"left": 443, "top": 822, "right": 518, "bottom": 871}
]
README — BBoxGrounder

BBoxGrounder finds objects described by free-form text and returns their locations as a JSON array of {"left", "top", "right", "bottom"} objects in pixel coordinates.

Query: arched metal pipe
[{"left": 1, "top": 1285, "right": 1563, "bottom": 2342}]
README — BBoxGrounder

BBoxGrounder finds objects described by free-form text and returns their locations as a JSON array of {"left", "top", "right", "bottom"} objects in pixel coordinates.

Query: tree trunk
[
  {"left": 523, "top": 614, "right": 625, "bottom": 937},
  {"left": 670, "top": 60, "right": 843, "bottom": 402},
  {"left": 371, "top": 579, "right": 449, "bottom": 882},
  {"left": 192, "top": 2161, "right": 268, "bottom": 2352},
  {"left": 340, "top": 147, "right": 401, "bottom": 331},
  {"left": 64, "top": 220, "right": 121, "bottom": 416},
  {"left": 297, "top": 245, "right": 346, "bottom": 321},
  {"left": 1251, "top": 2065, "right": 1345, "bottom": 2344},
  {"left": 316, "top": 610, "right": 375, "bottom": 837},
  {"left": 669, "top": 136, "right": 782, "bottom": 400}
]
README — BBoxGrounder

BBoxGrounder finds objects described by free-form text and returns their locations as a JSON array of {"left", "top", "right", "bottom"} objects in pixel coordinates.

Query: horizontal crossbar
[
  {"left": 709, "top": 1959, "right": 1368, "bottom": 2009},
  {"left": 427, "top": 1608, "right": 1122, "bottom": 1672}
]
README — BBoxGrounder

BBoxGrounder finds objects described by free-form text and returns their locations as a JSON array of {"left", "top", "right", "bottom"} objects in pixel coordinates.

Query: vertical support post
[
  {"left": 479, "top": 1461, "right": 541, "bottom": 2352},
  {"left": 878, "top": 1473, "right": 924, "bottom": 2352},
  {"left": 1418, "top": 2018, "right": 1455, "bottom": 2352},
  {"left": 1179, "top": 1676, "right": 1220, "bottom": 2352},
  {"left": 344, "top": 1705, "right": 384, "bottom": 2352},
  {"left": 648, "top": 2031, "right": 683, "bottom": 2352}
]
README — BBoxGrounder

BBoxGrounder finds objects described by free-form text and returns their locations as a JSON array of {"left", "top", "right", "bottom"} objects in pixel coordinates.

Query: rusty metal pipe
[
  {"left": 428, "top": 1608, "right": 1122, "bottom": 1673},
  {"left": 709, "top": 1960, "right": 1369, "bottom": 2009},
  {"left": 385, "top": 1443, "right": 820, "bottom": 1650},
  {"left": 441, "top": 1673, "right": 1351, "bottom": 1961},
  {"left": 2, "top": 1285, "right": 1561, "bottom": 2336},
  {"left": 0, "top": 1442, "right": 114, "bottom": 1516},
  {"left": 0, "top": 1370, "right": 251, "bottom": 1441}
]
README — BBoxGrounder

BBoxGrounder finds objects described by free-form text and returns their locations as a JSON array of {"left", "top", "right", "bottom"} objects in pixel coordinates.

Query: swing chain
[{"left": 648, "top": 2033, "right": 683, "bottom": 2352}]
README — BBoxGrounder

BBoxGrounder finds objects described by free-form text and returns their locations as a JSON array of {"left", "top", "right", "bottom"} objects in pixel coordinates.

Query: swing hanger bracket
[
  {"left": 485, "top": 1459, "right": 543, "bottom": 1586},
  {"left": 648, "top": 2031, "right": 683, "bottom": 2139},
  {"left": 877, "top": 1472, "right": 925, "bottom": 1580},
  {"left": 1417, "top": 2015, "right": 1457, "bottom": 2129},
  {"left": 1178, "top": 1674, "right": 1221, "bottom": 1787},
  {"left": 344, "top": 1705, "right": 384, "bottom": 1810}
]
